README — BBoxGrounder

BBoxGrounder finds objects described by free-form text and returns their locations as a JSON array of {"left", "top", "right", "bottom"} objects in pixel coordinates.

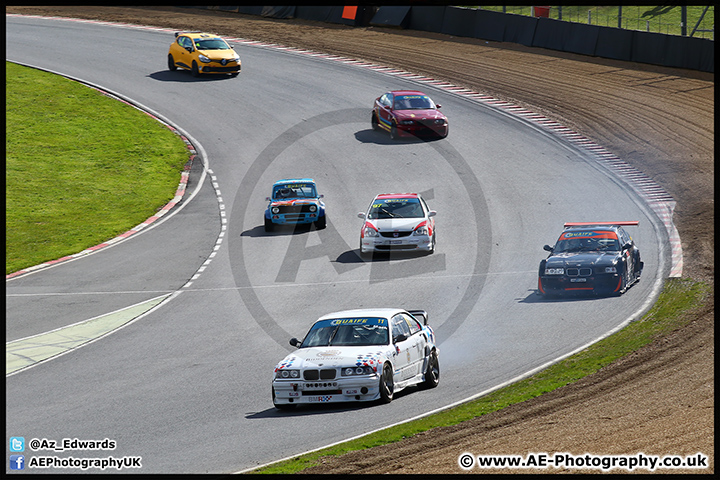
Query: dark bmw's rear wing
[
  {"left": 407, "top": 309, "right": 429, "bottom": 325},
  {"left": 564, "top": 221, "right": 639, "bottom": 229}
]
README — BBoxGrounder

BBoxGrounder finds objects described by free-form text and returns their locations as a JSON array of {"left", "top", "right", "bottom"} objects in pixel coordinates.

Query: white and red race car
[{"left": 358, "top": 193, "right": 436, "bottom": 257}]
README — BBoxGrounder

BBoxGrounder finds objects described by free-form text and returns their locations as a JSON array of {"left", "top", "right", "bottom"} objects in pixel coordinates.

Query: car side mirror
[
  {"left": 266, "top": 197, "right": 271, "bottom": 201},
  {"left": 428, "top": 211, "right": 437, "bottom": 217},
  {"left": 543, "top": 244, "right": 553, "bottom": 252},
  {"left": 622, "top": 242, "right": 632, "bottom": 250},
  {"left": 185, "top": 46, "right": 193, "bottom": 53},
  {"left": 358, "top": 212, "right": 366, "bottom": 219},
  {"left": 436, "top": 104, "right": 442, "bottom": 108},
  {"left": 289, "top": 338, "right": 300, "bottom": 347},
  {"left": 393, "top": 333, "right": 407, "bottom": 343},
  {"left": 319, "top": 194, "right": 324, "bottom": 198}
]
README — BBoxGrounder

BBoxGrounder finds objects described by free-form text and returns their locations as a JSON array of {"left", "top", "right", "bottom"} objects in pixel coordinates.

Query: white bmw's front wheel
[{"left": 379, "top": 363, "right": 394, "bottom": 403}]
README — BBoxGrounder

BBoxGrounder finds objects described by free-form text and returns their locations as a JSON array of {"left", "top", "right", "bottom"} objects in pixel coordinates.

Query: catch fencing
[
  {"left": 191, "top": 6, "right": 714, "bottom": 72},
  {"left": 483, "top": 6, "right": 714, "bottom": 40}
]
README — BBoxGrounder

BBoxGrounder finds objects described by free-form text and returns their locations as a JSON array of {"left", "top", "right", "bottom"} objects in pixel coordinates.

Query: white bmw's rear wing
[
  {"left": 564, "top": 221, "right": 639, "bottom": 228},
  {"left": 407, "top": 310, "right": 429, "bottom": 325}
]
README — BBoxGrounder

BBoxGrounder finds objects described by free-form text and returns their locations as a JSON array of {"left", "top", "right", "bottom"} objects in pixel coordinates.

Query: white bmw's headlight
[
  {"left": 275, "top": 369, "right": 300, "bottom": 379},
  {"left": 341, "top": 366, "right": 374, "bottom": 376},
  {"left": 545, "top": 268, "right": 564, "bottom": 275},
  {"left": 198, "top": 54, "right": 211, "bottom": 63}
]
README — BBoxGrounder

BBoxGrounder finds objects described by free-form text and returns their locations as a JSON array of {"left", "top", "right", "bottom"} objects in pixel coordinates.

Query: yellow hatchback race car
[{"left": 168, "top": 31, "right": 241, "bottom": 77}]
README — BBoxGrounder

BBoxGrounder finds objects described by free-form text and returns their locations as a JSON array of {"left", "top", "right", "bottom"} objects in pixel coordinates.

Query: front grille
[
  {"left": 203, "top": 65, "right": 240, "bottom": 73},
  {"left": 567, "top": 268, "right": 592, "bottom": 276},
  {"left": 379, "top": 231, "right": 412, "bottom": 238},
  {"left": 418, "top": 119, "right": 445, "bottom": 127},
  {"left": 376, "top": 245, "right": 417, "bottom": 251},
  {"left": 302, "top": 389, "right": 342, "bottom": 396},
  {"left": 277, "top": 205, "right": 315, "bottom": 214},
  {"left": 303, "top": 369, "right": 336, "bottom": 381}
]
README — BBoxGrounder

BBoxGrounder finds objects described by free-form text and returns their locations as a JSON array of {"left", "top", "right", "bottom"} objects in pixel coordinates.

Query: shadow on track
[
  {"left": 148, "top": 70, "right": 239, "bottom": 82},
  {"left": 354, "top": 129, "right": 446, "bottom": 145}
]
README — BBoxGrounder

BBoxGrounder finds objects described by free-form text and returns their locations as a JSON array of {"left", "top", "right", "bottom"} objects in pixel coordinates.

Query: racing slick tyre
[
  {"left": 191, "top": 61, "right": 200, "bottom": 77},
  {"left": 390, "top": 122, "right": 399, "bottom": 140},
  {"left": 379, "top": 363, "right": 394, "bottom": 403},
  {"left": 634, "top": 253, "right": 643, "bottom": 283},
  {"left": 167, "top": 54, "right": 177, "bottom": 71},
  {"left": 314, "top": 215, "right": 326, "bottom": 230},
  {"left": 272, "top": 387, "right": 295, "bottom": 410},
  {"left": 421, "top": 349, "right": 440, "bottom": 389},
  {"left": 619, "top": 263, "right": 630, "bottom": 295},
  {"left": 264, "top": 217, "right": 275, "bottom": 233},
  {"left": 371, "top": 113, "right": 380, "bottom": 131}
]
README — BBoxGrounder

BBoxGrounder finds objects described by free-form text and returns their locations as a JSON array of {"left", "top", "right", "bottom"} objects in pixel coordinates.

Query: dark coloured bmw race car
[
  {"left": 538, "top": 222, "right": 643, "bottom": 296},
  {"left": 371, "top": 90, "right": 448, "bottom": 139}
]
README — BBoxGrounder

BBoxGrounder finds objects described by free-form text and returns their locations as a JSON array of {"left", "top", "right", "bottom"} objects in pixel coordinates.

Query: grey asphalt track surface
[{"left": 6, "top": 16, "right": 668, "bottom": 473}]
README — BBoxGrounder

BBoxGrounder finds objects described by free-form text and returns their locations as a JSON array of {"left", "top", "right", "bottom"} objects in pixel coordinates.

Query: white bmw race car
[{"left": 272, "top": 308, "right": 439, "bottom": 409}]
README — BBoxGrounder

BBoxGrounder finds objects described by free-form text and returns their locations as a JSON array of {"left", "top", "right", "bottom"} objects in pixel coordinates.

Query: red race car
[{"left": 371, "top": 90, "right": 448, "bottom": 139}]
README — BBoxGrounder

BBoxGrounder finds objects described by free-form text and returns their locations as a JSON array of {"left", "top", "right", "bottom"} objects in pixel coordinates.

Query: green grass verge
[
  {"left": 251, "top": 277, "right": 710, "bottom": 474},
  {"left": 6, "top": 61, "right": 190, "bottom": 275}
]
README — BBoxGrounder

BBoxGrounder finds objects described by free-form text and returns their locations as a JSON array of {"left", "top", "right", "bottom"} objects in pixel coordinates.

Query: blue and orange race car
[
  {"left": 264, "top": 179, "right": 326, "bottom": 232},
  {"left": 538, "top": 222, "right": 643, "bottom": 296}
]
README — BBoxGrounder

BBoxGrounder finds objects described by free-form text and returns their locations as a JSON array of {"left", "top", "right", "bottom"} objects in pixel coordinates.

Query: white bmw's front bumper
[{"left": 273, "top": 375, "right": 381, "bottom": 405}]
